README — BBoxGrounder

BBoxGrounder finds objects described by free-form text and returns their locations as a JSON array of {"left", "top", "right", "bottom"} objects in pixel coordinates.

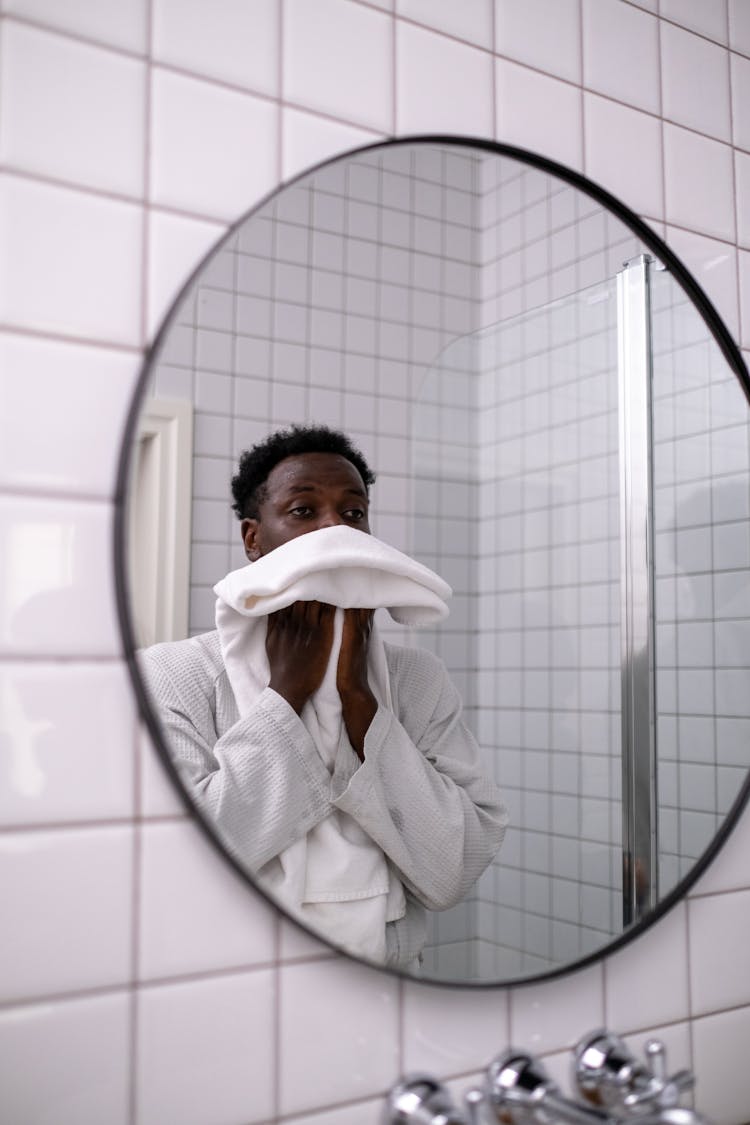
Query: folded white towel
[
  {"left": 213, "top": 526, "right": 452, "bottom": 962},
  {"left": 214, "top": 524, "right": 451, "bottom": 625}
]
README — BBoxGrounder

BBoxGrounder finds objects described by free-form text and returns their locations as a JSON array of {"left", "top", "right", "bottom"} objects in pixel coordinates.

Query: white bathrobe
[{"left": 212, "top": 525, "right": 451, "bottom": 962}]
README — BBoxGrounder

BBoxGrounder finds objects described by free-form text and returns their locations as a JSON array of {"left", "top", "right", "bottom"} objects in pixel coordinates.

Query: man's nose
[{"left": 316, "top": 509, "right": 344, "bottom": 529}]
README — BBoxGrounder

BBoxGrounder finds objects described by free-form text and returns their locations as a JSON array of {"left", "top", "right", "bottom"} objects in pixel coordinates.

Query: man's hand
[
  {"left": 265, "top": 600, "right": 335, "bottom": 714},
  {"left": 337, "top": 608, "right": 377, "bottom": 761}
]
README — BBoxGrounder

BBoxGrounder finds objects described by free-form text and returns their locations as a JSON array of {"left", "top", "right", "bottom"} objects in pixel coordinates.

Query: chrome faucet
[
  {"left": 383, "top": 1074, "right": 469, "bottom": 1124},
  {"left": 382, "top": 1030, "right": 713, "bottom": 1125},
  {"left": 573, "top": 1029, "right": 696, "bottom": 1118},
  {"left": 485, "top": 1049, "right": 609, "bottom": 1124}
]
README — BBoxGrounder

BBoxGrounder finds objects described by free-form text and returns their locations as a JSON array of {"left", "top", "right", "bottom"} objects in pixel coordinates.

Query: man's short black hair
[{"left": 231, "top": 424, "right": 376, "bottom": 519}]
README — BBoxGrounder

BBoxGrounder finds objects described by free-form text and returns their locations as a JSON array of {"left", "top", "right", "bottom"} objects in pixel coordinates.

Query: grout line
[
  {"left": 0, "top": 957, "right": 338, "bottom": 1016},
  {"left": 0, "top": 483, "right": 121, "bottom": 504},
  {"left": 728, "top": 51, "right": 744, "bottom": 345},
  {"left": 656, "top": 1, "right": 669, "bottom": 233},
  {"left": 0, "top": 318, "right": 145, "bottom": 353},
  {"left": 277, "top": 0, "right": 285, "bottom": 182},
  {"left": 578, "top": 0, "right": 586, "bottom": 174},
  {"left": 2, "top": 11, "right": 149, "bottom": 60},
  {"left": 0, "top": 650, "right": 126, "bottom": 664},
  {"left": 127, "top": 3, "right": 153, "bottom": 1113},
  {"left": 0, "top": 162, "right": 147, "bottom": 207},
  {"left": 137, "top": 0, "right": 153, "bottom": 350},
  {"left": 0, "top": 18, "right": 5, "bottom": 158},
  {"left": 391, "top": 0, "right": 398, "bottom": 136},
  {"left": 0, "top": 812, "right": 188, "bottom": 834}
]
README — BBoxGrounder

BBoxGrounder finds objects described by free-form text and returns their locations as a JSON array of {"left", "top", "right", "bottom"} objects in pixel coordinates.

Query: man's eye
[
  {"left": 289, "top": 507, "right": 313, "bottom": 517},
  {"left": 344, "top": 509, "right": 366, "bottom": 521}
]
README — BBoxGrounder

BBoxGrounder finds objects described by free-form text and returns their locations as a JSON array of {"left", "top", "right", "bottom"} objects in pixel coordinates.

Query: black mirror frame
[{"left": 113, "top": 134, "right": 750, "bottom": 989}]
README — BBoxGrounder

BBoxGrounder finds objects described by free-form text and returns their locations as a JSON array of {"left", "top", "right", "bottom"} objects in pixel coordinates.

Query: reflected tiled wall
[
  {"left": 2, "top": 1, "right": 750, "bottom": 1123},
  {"left": 149, "top": 144, "right": 480, "bottom": 640},
  {"left": 651, "top": 269, "right": 750, "bottom": 894}
]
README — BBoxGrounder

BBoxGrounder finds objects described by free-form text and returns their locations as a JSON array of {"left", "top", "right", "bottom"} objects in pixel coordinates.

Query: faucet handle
[
  {"left": 383, "top": 1074, "right": 468, "bottom": 1124},
  {"left": 573, "top": 1029, "right": 695, "bottom": 1116},
  {"left": 463, "top": 1086, "right": 486, "bottom": 1125},
  {"left": 623, "top": 1039, "right": 694, "bottom": 1113},
  {"left": 486, "top": 1050, "right": 562, "bottom": 1123},
  {"left": 574, "top": 1029, "right": 650, "bottom": 1108}
]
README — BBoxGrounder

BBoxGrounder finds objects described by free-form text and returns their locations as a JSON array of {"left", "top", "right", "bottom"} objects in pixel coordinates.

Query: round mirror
[{"left": 117, "top": 137, "right": 750, "bottom": 986}]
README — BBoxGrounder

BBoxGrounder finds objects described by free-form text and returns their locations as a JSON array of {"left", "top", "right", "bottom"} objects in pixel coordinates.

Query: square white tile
[
  {"left": 0, "top": 825, "right": 133, "bottom": 1002},
  {"left": 0, "top": 175, "right": 142, "bottom": 345},
  {"left": 403, "top": 979, "right": 509, "bottom": 1074},
  {"left": 148, "top": 209, "right": 227, "bottom": 339},
  {"left": 692, "top": 1005, "right": 750, "bottom": 1123},
  {"left": 584, "top": 94, "right": 664, "bottom": 223},
  {"left": 136, "top": 969, "right": 275, "bottom": 1124},
  {"left": 661, "top": 22, "right": 731, "bottom": 143},
  {"left": 0, "top": 22, "right": 146, "bottom": 196},
  {"left": 0, "top": 495, "right": 121, "bottom": 657},
  {"left": 138, "top": 819, "right": 276, "bottom": 980},
  {"left": 278, "top": 958, "right": 399, "bottom": 1114},
  {"left": 736, "top": 150, "right": 750, "bottom": 250},
  {"left": 0, "top": 333, "right": 139, "bottom": 497},
  {"left": 583, "top": 0, "right": 660, "bottom": 114},
  {"left": 0, "top": 991, "right": 131, "bottom": 1125},
  {"left": 150, "top": 68, "right": 278, "bottom": 220},
  {"left": 510, "top": 962, "right": 605, "bottom": 1054},
  {"left": 605, "top": 901, "right": 690, "bottom": 1031},
  {"left": 664, "top": 225, "right": 739, "bottom": 339},
  {"left": 397, "top": 21, "right": 494, "bottom": 137},
  {"left": 495, "top": 0, "right": 581, "bottom": 83},
  {"left": 495, "top": 60, "right": 583, "bottom": 171},
  {"left": 284, "top": 0, "right": 393, "bottom": 132},
  {"left": 663, "top": 124, "right": 735, "bottom": 242},
  {"left": 278, "top": 914, "right": 335, "bottom": 961},
  {"left": 688, "top": 888, "right": 750, "bottom": 1014},
  {"left": 729, "top": 0, "right": 750, "bottom": 55},
  {"left": 152, "top": 0, "right": 279, "bottom": 94},
  {"left": 0, "top": 661, "right": 136, "bottom": 826},
  {"left": 660, "top": 0, "right": 728, "bottom": 44}
]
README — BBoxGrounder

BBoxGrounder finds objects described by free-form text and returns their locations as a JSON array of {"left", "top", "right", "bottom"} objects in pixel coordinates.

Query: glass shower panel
[
  {"left": 650, "top": 267, "right": 750, "bottom": 898},
  {"left": 414, "top": 277, "right": 623, "bottom": 979}
]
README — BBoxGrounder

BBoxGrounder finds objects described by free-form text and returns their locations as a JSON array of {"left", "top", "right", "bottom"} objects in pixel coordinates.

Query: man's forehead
[{"left": 267, "top": 452, "right": 367, "bottom": 494}]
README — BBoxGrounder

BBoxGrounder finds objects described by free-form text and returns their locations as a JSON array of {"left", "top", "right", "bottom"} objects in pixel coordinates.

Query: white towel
[
  {"left": 213, "top": 526, "right": 451, "bottom": 961},
  {"left": 215, "top": 524, "right": 452, "bottom": 624}
]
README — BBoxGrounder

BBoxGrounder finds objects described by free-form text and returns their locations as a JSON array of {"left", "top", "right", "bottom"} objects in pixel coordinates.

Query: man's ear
[{"left": 240, "top": 518, "right": 261, "bottom": 561}]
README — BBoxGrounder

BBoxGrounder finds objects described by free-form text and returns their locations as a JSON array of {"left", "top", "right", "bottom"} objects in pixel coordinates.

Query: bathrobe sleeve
[
  {"left": 138, "top": 635, "right": 336, "bottom": 869},
  {"left": 332, "top": 643, "right": 509, "bottom": 912}
]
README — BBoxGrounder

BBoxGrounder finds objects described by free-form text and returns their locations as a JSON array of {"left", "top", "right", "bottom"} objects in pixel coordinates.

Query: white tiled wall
[
  {"left": 3, "top": 2, "right": 750, "bottom": 1123},
  {"left": 147, "top": 144, "right": 480, "bottom": 640}
]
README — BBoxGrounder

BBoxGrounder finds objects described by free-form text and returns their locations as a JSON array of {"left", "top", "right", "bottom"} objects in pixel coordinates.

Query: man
[{"left": 141, "top": 424, "right": 507, "bottom": 968}]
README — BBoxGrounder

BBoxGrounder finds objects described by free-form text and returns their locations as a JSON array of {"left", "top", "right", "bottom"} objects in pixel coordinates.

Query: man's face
[{"left": 241, "top": 451, "right": 371, "bottom": 561}]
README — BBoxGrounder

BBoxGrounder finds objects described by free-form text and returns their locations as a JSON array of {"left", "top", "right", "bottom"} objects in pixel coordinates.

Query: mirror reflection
[{"left": 127, "top": 140, "right": 750, "bottom": 983}]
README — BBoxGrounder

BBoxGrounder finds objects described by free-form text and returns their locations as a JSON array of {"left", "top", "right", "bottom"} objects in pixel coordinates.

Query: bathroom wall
[
  {"left": 2, "top": 1, "right": 750, "bottom": 1123},
  {"left": 146, "top": 144, "right": 480, "bottom": 643}
]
